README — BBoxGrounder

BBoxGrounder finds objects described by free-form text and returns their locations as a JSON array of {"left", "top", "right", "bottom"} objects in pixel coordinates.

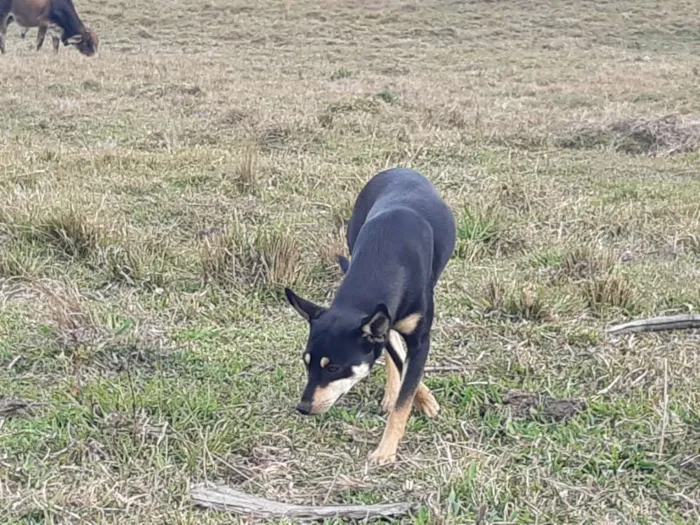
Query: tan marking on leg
[
  {"left": 384, "top": 330, "right": 437, "bottom": 415},
  {"left": 382, "top": 330, "right": 406, "bottom": 412},
  {"left": 320, "top": 356, "right": 329, "bottom": 368},
  {"left": 394, "top": 313, "right": 422, "bottom": 335},
  {"left": 369, "top": 400, "right": 414, "bottom": 465},
  {"left": 381, "top": 348, "right": 400, "bottom": 413},
  {"left": 414, "top": 383, "right": 440, "bottom": 417},
  {"left": 303, "top": 353, "right": 310, "bottom": 365}
]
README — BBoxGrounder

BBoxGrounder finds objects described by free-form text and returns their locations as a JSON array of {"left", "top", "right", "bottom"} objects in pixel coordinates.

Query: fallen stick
[
  {"left": 607, "top": 314, "right": 700, "bottom": 336},
  {"left": 190, "top": 484, "right": 416, "bottom": 520}
]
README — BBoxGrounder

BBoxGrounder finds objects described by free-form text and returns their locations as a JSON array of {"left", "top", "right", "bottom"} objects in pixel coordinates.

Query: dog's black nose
[{"left": 296, "top": 402, "right": 311, "bottom": 415}]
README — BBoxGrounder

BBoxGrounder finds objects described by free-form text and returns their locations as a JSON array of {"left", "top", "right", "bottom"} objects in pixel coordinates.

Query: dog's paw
[
  {"left": 414, "top": 387, "right": 440, "bottom": 418},
  {"left": 368, "top": 447, "right": 397, "bottom": 466},
  {"left": 380, "top": 391, "right": 397, "bottom": 414}
]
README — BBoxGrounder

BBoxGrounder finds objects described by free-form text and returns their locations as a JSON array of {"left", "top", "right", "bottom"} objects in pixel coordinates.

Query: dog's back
[
  {"left": 347, "top": 167, "right": 455, "bottom": 283},
  {"left": 332, "top": 168, "right": 455, "bottom": 319}
]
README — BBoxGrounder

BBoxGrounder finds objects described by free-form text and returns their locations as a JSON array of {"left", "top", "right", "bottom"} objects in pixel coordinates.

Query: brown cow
[{"left": 0, "top": 0, "right": 98, "bottom": 56}]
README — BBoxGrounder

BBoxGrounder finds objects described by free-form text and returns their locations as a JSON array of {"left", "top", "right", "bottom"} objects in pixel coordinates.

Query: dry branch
[
  {"left": 190, "top": 484, "right": 416, "bottom": 520},
  {"left": 606, "top": 314, "right": 700, "bottom": 335},
  {"left": 0, "top": 398, "right": 37, "bottom": 418}
]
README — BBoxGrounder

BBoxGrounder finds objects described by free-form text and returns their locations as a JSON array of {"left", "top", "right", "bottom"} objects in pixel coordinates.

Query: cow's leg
[
  {"left": 51, "top": 33, "right": 59, "bottom": 53},
  {"left": 36, "top": 25, "right": 47, "bottom": 51},
  {"left": 0, "top": 13, "right": 9, "bottom": 54}
]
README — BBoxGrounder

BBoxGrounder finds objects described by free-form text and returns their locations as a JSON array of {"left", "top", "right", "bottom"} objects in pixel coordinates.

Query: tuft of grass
[
  {"left": 32, "top": 209, "right": 102, "bottom": 260},
  {"left": 331, "top": 197, "right": 355, "bottom": 230},
  {"left": 581, "top": 273, "right": 639, "bottom": 315},
  {"left": 314, "top": 232, "right": 348, "bottom": 283},
  {"left": 255, "top": 228, "right": 305, "bottom": 288},
  {"left": 234, "top": 145, "right": 259, "bottom": 193},
  {"left": 481, "top": 278, "right": 551, "bottom": 322},
  {"left": 198, "top": 225, "right": 248, "bottom": 287},
  {"left": 455, "top": 208, "right": 500, "bottom": 260},
  {"left": 552, "top": 246, "right": 618, "bottom": 282},
  {"left": 526, "top": 249, "right": 564, "bottom": 270},
  {"left": 199, "top": 224, "right": 304, "bottom": 289},
  {"left": 99, "top": 243, "right": 168, "bottom": 290},
  {"left": 319, "top": 97, "right": 382, "bottom": 128},
  {"left": 257, "top": 126, "right": 291, "bottom": 152}
]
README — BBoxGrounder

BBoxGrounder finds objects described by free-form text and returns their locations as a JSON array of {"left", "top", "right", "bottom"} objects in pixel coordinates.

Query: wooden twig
[
  {"left": 659, "top": 358, "right": 669, "bottom": 456},
  {"left": 190, "top": 485, "right": 416, "bottom": 520},
  {"left": 424, "top": 365, "right": 464, "bottom": 373},
  {"left": 606, "top": 314, "right": 700, "bottom": 336}
]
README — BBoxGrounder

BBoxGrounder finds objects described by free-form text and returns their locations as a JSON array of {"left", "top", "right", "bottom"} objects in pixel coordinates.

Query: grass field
[{"left": 1, "top": 0, "right": 699, "bottom": 522}]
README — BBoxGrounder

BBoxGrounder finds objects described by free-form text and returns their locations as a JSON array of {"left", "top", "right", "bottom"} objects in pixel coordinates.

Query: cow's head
[{"left": 66, "top": 28, "right": 98, "bottom": 56}]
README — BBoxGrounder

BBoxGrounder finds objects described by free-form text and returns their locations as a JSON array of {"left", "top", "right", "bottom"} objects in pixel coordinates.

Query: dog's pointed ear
[
  {"left": 361, "top": 304, "right": 391, "bottom": 342},
  {"left": 285, "top": 288, "right": 324, "bottom": 322},
  {"left": 337, "top": 255, "right": 350, "bottom": 275}
]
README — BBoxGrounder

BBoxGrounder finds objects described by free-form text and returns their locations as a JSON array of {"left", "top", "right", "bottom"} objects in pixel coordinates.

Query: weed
[
  {"left": 330, "top": 68, "right": 353, "bottom": 81},
  {"left": 375, "top": 88, "right": 397, "bottom": 104}
]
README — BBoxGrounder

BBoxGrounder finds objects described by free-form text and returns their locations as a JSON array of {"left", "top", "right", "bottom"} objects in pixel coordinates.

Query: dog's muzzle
[{"left": 296, "top": 401, "right": 312, "bottom": 415}]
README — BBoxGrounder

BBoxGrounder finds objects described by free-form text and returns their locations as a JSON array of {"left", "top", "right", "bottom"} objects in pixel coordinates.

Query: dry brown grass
[
  {"left": 561, "top": 115, "right": 700, "bottom": 156},
  {"left": 1, "top": 0, "right": 699, "bottom": 523},
  {"left": 199, "top": 224, "right": 305, "bottom": 289}
]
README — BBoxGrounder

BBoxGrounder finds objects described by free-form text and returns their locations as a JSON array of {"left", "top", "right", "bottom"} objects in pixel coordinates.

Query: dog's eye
[{"left": 326, "top": 364, "right": 341, "bottom": 373}]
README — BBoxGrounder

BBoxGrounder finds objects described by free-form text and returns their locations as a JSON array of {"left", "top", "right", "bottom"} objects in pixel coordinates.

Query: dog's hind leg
[{"left": 414, "top": 382, "right": 440, "bottom": 417}]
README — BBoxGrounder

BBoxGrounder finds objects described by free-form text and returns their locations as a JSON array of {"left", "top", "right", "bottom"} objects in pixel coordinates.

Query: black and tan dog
[{"left": 285, "top": 167, "right": 456, "bottom": 464}]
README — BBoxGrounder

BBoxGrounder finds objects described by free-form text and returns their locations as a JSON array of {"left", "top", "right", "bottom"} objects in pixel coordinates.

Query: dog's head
[{"left": 285, "top": 288, "right": 391, "bottom": 415}]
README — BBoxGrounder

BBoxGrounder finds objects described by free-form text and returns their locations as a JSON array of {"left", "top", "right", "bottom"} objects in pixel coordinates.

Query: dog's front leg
[
  {"left": 381, "top": 347, "right": 401, "bottom": 413},
  {"left": 383, "top": 329, "right": 439, "bottom": 416},
  {"left": 369, "top": 333, "right": 430, "bottom": 465},
  {"left": 380, "top": 330, "right": 406, "bottom": 413}
]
